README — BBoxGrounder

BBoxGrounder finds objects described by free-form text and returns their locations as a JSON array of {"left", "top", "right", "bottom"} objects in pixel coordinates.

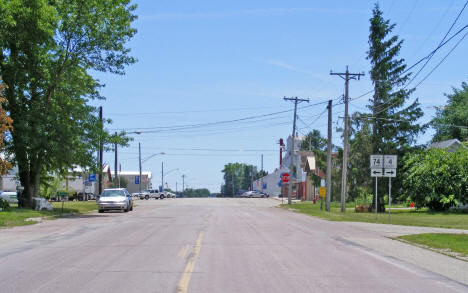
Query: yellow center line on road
[
  {"left": 178, "top": 244, "right": 190, "bottom": 259},
  {"left": 177, "top": 230, "right": 205, "bottom": 293}
]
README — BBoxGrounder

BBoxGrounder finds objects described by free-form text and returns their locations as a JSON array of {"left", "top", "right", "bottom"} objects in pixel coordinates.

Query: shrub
[
  {"left": 0, "top": 198, "right": 10, "bottom": 211},
  {"left": 402, "top": 146, "right": 468, "bottom": 211}
]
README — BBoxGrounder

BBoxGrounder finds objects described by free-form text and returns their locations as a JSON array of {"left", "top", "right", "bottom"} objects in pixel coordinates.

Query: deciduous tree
[
  {"left": 0, "top": 80, "right": 13, "bottom": 175},
  {"left": 431, "top": 81, "right": 468, "bottom": 142},
  {"left": 0, "top": 1, "right": 136, "bottom": 207}
]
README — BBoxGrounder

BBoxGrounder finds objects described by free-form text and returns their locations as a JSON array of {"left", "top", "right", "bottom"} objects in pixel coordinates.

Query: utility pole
[
  {"left": 176, "top": 181, "right": 178, "bottom": 193},
  {"left": 138, "top": 143, "right": 142, "bottom": 194},
  {"left": 161, "top": 162, "right": 164, "bottom": 192},
  {"left": 114, "top": 131, "right": 118, "bottom": 187},
  {"left": 232, "top": 174, "right": 234, "bottom": 196},
  {"left": 98, "top": 106, "right": 103, "bottom": 195},
  {"left": 284, "top": 96, "right": 309, "bottom": 205},
  {"left": 182, "top": 174, "right": 185, "bottom": 196},
  {"left": 330, "top": 66, "right": 364, "bottom": 212},
  {"left": 261, "top": 154, "right": 264, "bottom": 193},
  {"left": 326, "top": 100, "right": 332, "bottom": 212},
  {"left": 278, "top": 138, "right": 285, "bottom": 167}
]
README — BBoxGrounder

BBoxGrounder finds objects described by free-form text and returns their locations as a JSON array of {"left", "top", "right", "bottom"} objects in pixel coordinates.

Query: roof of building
[{"left": 428, "top": 139, "right": 461, "bottom": 150}]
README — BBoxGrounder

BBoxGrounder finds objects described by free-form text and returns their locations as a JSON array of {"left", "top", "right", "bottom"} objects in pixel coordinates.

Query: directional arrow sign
[
  {"left": 371, "top": 168, "right": 383, "bottom": 177},
  {"left": 384, "top": 168, "right": 397, "bottom": 177}
]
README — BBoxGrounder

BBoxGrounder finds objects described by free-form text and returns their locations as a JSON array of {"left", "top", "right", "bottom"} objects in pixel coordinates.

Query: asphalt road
[{"left": 0, "top": 198, "right": 467, "bottom": 293}]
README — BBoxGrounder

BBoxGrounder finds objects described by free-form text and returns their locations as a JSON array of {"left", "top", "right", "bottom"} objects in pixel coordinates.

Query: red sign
[{"left": 281, "top": 173, "right": 290, "bottom": 183}]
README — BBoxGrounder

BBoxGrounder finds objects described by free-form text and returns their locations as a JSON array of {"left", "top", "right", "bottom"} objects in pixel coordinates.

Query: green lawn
[
  {"left": 398, "top": 233, "right": 468, "bottom": 257},
  {"left": 281, "top": 201, "right": 468, "bottom": 229},
  {"left": 0, "top": 201, "right": 97, "bottom": 228}
]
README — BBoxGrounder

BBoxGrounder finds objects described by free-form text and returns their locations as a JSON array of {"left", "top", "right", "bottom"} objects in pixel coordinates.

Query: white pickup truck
[{"left": 139, "top": 189, "right": 165, "bottom": 200}]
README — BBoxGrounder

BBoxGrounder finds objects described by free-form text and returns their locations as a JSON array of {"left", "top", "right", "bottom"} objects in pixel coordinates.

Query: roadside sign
[
  {"left": 88, "top": 173, "right": 96, "bottom": 182},
  {"left": 319, "top": 187, "right": 326, "bottom": 198},
  {"left": 384, "top": 155, "right": 397, "bottom": 169},
  {"left": 371, "top": 168, "right": 383, "bottom": 177},
  {"left": 134, "top": 176, "right": 140, "bottom": 184},
  {"left": 281, "top": 173, "right": 290, "bottom": 183},
  {"left": 370, "top": 155, "right": 383, "bottom": 168},
  {"left": 384, "top": 168, "right": 397, "bottom": 177},
  {"left": 57, "top": 192, "right": 68, "bottom": 199}
]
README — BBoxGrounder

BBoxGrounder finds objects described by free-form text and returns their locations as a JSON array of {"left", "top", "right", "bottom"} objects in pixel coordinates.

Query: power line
[
  {"left": 352, "top": 116, "right": 468, "bottom": 129},
  {"left": 351, "top": 22, "right": 468, "bottom": 105},
  {"left": 373, "top": 28, "right": 468, "bottom": 117},
  {"left": 106, "top": 105, "right": 288, "bottom": 116},
  {"left": 111, "top": 100, "right": 333, "bottom": 133},
  {"left": 405, "top": 0, "right": 468, "bottom": 88},
  {"left": 413, "top": 30, "right": 468, "bottom": 89}
]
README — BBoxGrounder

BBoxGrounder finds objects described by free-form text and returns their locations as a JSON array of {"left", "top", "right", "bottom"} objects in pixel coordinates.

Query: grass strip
[
  {"left": 398, "top": 233, "right": 468, "bottom": 258},
  {"left": 0, "top": 201, "right": 97, "bottom": 228},
  {"left": 281, "top": 201, "right": 468, "bottom": 229}
]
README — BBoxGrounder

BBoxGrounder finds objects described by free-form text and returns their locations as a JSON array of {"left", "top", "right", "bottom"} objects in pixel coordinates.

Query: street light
[
  {"left": 138, "top": 147, "right": 165, "bottom": 194},
  {"left": 161, "top": 167, "right": 179, "bottom": 192}
]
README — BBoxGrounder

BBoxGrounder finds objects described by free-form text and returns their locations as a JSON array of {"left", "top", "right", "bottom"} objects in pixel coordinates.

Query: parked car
[
  {"left": 0, "top": 191, "right": 18, "bottom": 204},
  {"left": 241, "top": 191, "right": 266, "bottom": 198},
  {"left": 139, "top": 189, "right": 164, "bottom": 200},
  {"left": 98, "top": 188, "right": 133, "bottom": 213},
  {"left": 77, "top": 192, "right": 95, "bottom": 201}
]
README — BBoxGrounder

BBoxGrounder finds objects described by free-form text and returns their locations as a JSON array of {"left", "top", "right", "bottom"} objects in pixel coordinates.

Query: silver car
[{"left": 98, "top": 188, "right": 133, "bottom": 213}]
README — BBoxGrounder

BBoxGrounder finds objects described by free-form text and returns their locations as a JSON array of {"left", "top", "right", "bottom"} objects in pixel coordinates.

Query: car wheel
[
  {"left": 145, "top": 195, "right": 149, "bottom": 200},
  {"left": 130, "top": 205, "right": 133, "bottom": 211},
  {"left": 98, "top": 209, "right": 104, "bottom": 213},
  {"left": 160, "top": 195, "right": 164, "bottom": 199}
]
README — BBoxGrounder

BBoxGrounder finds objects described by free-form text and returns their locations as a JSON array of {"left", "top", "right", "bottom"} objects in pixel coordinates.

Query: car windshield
[{"left": 101, "top": 190, "right": 125, "bottom": 197}]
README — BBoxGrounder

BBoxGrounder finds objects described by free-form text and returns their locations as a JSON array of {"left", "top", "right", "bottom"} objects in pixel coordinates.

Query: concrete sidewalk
[
  {"left": 343, "top": 221, "right": 468, "bottom": 237},
  {"left": 340, "top": 221, "right": 468, "bottom": 286}
]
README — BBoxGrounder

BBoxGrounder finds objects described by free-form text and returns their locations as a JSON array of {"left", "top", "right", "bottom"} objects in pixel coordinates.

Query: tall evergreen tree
[{"left": 355, "top": 4, "right": 425, "bottom": 211}]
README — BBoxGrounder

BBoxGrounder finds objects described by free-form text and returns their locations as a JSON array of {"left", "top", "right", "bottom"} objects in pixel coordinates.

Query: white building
[
  {"left": 254, "top": 135, "right": 321, "bottom": 200},
  {"left": 253, "top": 166, "right": 289, "bottom": 196}
]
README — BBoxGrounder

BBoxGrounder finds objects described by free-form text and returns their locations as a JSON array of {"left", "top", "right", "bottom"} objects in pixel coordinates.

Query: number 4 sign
[{"left": 384, "top": 155, "right": 397, "bottom": 169}]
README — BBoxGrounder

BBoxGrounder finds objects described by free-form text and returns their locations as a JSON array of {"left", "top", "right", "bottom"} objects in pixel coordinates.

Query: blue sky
[{"left": 95, "top": 0, "right": 468, "bottom": 192}]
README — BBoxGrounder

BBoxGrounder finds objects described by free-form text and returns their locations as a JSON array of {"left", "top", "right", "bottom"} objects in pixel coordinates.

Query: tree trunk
[{"left": 17, "top": 157, "right": 42, "bottom": 209}]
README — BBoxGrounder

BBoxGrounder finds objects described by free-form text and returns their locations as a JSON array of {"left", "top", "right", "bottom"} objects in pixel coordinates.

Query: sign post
[
  {"left": 370, "top": 155, "right": 383, "bottom": 218},
  {"left": 383, "top": 155, "right": 397, "bottom": 220},
  {"left": 319, "top": 187, "right": 326, "bottom": 210}
]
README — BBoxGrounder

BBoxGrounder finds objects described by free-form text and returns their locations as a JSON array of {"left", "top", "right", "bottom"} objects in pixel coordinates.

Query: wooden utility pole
[
  {"left": 261, "top": 154, "right": 264, "bottom": 193},
  {"left": 330, "top": 66, "right": 364, "bottom": 212},
  {"left": 284, "top": 96, "right": 309, "bottom": 205},
  {"left": 98, "top": 106, "right": 103, "bottom": 195},
  {"left": 114, "top": 131, "right": 118, "bottom": 187},
  {"left": 182, "top": 174, "right": 186, "bottom": 196},
  {"left": 138, "top": 142, "right": 142, "bottom": 194},
  {"left": 326, "top": 100, "right": 332, "bottom": 212}
]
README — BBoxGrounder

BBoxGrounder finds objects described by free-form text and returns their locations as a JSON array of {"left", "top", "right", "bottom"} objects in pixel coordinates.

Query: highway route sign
[
  {"left": 371, "top": 168, "right": 383, "bottom": 177},
  {"left": 384, "top": 168, "right": 397, "bottom": 177},
  {"left": 384, "top": 155, "right": 397, "bottom": 169},
  {"left": 370, "top": 155, "right": 383, "bottom": 168}
]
